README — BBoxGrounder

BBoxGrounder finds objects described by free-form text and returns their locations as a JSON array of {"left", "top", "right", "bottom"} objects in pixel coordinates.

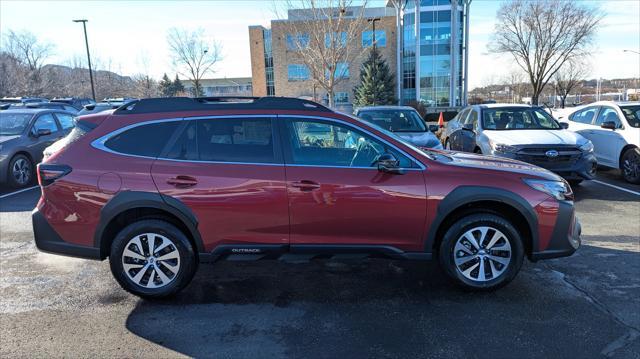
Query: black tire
[
  {"left": 621, "top": 147, "right": 640, "bottom": 184},
  {"left": 438, "top": 213, "right": 524, "bottom": 291},
  {"left": 473, "top": 147, "right": 482, "bottom": 154},
  {"left": 109, "top": 219, "right": 197, "bottom": 299},
  {"left": 7, "top": 154, "right": 33, "bottom": 188},
  {"left": 568, "top": 179, "right": 583, "bottom": 187}
]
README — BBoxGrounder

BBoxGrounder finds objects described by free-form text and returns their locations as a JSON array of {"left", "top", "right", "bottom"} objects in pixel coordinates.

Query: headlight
[
  {"left": 579, "top": 141, "right": 594, "bottom": 153},
  {"left": 523, "top": 178, "right": 574, "bottom": 201},
  {"left": 491, "top": 142, "right": 518, "bottom": 153}
]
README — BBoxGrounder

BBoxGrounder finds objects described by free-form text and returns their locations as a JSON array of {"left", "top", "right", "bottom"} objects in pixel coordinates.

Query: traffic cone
[{"left": 438, "top": 112, "right": 444, "bottom": 127}]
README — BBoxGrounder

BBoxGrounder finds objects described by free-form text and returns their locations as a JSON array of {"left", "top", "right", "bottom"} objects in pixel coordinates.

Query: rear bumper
[
  {"left": 530, "top": 200, "right": 581, "bottom": 261},
  {"left": 32, "top": 208, "right": 102, "bottom": 260}
]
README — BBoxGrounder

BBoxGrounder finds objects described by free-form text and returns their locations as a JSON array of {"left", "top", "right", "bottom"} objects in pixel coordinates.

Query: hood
[
  {"left": 395, "top": 131, "right": 443, "bottom": 148},
  {"left": 0, "top": 135, "right": 21, "bottom": 145},
  {"left": 439, "top": 150, "right": 562, "bottom": 181},
  {"left": 484, "top": 129, "right": 587, "bottom": 146}
]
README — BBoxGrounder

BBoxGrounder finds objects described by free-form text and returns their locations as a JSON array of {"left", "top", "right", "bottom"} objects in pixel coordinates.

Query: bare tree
[
  {"left": 167, "top": 28, "right": 221, "bottom": 97},
  {"left": 554, "top": 59, "right": 590, "bottom": 108},
  {"left": 131, "top": 53, "right": 158, "bottom": 98},
  {"left": 275, "top": 0, "right": 370, "bottom": 108},
  {"left": 1, "top": 29, "right": 54, "bottom": 96},
  {"left": 491, "top": 0, "right": 601, "bottom": 105}
]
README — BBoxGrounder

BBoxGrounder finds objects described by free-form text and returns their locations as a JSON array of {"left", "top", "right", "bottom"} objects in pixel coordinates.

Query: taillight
[{"left": 37, "top": 164, "right": 72, "bottom": 186}]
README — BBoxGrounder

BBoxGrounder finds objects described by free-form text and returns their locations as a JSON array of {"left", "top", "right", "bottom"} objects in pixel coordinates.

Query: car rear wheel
[
  {"left": 109, "top": 219, "right": 197, "bottom": 298},
  {"left": 621, "top": 147, "right": 640, "bottom": 184},
  {"left": 8, "top": 154, "right": 33, "bottom": 188},
  {"left": 439, "top": 213, "right": 524, "bottom": 290}
]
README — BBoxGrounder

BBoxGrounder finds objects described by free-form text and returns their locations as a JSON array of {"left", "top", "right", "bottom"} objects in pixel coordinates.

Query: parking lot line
[
  {"left": 592, "top": 180, "right": 640, "bottom": 196},
  {"left": 0, "top": 186, "right": 39, "bottom": 199}
]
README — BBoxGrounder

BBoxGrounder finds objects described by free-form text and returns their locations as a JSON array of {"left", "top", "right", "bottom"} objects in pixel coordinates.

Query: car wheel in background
[
  {"left": 473, "top": 147, "right": 482, "bottom": 154},
  {"left": 8, "top": 154, "right": 33, "bottom": 188},
  {"left": 438, "top": 213, "right": 524, "bottom": 291},
  {"left": 621, "top": 148, "right": 640, "bottom": 184},
  {"left": 109, "top": 219, "right": 197, "bottom": 299},
  {"left": 445, "top": 139, "right": 451, "bottom": 150}
]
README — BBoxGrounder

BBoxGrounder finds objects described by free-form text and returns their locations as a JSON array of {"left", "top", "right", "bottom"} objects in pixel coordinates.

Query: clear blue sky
[{"left": 1, "top": 0, "right": 638, "bottom": 89}]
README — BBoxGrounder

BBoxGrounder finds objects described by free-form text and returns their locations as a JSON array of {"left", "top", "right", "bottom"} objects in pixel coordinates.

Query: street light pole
[{"left": 73, "top": 19, "right": 96, "bottom": 101}]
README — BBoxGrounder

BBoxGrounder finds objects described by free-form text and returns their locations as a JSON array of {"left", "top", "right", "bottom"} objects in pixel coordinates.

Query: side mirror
[
  {"left": 560, "top": 122, "right": 569, "bottom": 129},
  {"left": 34, "top": 128, "right": 52, "bottom": 137},
  {"left": 376, "top": 153, "right": 404, "bottom": 175},
  {"left": 428, "top": 125, "right": 439, "bottom": 133},
  {"left": 601, "top": 121, "right": 616, "bottom": 130}
]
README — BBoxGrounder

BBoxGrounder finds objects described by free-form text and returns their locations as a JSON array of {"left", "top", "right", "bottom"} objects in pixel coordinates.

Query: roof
[
  {"left": 588, "top": 101, "right": 640, "bottom": 106},
  {"left": 0, "top": 108, "right": 53, "bottom": 115},
  {"left": 476, "top": 103, "right": 533, "bottom": 109},
  {"left": 356, "top": 106, "right": 418, "bottom": 112}
]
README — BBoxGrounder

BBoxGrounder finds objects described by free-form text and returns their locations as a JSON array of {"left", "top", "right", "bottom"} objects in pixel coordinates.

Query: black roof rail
[{"left": 113, "top": 96, "right": 333, "bottom": 114}]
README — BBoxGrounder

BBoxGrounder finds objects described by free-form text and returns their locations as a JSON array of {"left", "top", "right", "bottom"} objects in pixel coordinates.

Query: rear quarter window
[{"left": 105, "top": 121, "right": 181, "bottom": 157}]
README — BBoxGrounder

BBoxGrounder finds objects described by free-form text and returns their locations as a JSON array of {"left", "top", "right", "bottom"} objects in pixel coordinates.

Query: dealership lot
[{"left": 0, "top": 171, "right": 638, "bottom": 358}]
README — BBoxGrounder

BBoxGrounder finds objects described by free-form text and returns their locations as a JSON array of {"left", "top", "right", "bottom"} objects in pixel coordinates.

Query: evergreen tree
[
  {"left": 172, "top": 74, "right": 185, "bottom": 96},
  {"left": 353, "top": 48, "right": 396, "bottom": 107},
  {"left": 158, "top": 73, "right": 173, "bottom": 97}
]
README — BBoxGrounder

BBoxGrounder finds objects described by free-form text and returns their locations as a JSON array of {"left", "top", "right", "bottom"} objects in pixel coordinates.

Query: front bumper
[
  {"left": 530, "top": 200, "right": 581, "bottom": 261},
  {"left": 32, "top": 208, "right": 102, "bottom": 260},
  {"left": 495, "top": 151, "right": 597, "bottom": 180}
]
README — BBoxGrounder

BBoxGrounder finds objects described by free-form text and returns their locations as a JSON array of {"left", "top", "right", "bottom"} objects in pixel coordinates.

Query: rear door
[
  {"left": 151, "top": 116, "right": 290, "bottom": 252},
  {"left": 279, "top": 116, "right": 427, "bottom": 251}
]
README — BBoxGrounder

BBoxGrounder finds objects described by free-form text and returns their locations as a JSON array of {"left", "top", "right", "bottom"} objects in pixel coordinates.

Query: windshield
[
  {"left": 620, "top": 105, "right": 640, "bottom": 128},
  {"left": 0, "top": 113, "right": 32, "bottom": 135},
  {"left": 482, "top": 107, "right": 561, "bottom": 130},
  {"left": 358, "top": 109, "right": 427, "bottom": 132}
]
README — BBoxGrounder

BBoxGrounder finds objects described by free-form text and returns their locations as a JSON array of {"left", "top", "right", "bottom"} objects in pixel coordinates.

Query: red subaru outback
[{"left": 33, "top": 97, "right": 581, "bottom": 298}]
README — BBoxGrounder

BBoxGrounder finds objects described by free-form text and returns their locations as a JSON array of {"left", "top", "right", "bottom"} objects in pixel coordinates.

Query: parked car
[
  {"left": 1, "top": 96, "right": 48, "bottom": 104},
  {"left": 34, "top": 97, "right": 581, "bottom": 298},
  {"left": 1, "top": 102, "right": 79, "bottom": 113},
  {"left": 442, "top": 104, "right": 597, "bottom": 185},
  {"left": 0, "top": 109, "right": 76, "bottom": 188},
  {"left": 354, "top": 106, "right": 443, "bottom": 149},
  {"left": 51, "top": 97, "right": 95, "bottom": 110},
  {"left": 559, "top": 101, "right": 640, "bottom": 184},
  {"left": 78, "top": 102, "right": 121, "bottom": 115}
]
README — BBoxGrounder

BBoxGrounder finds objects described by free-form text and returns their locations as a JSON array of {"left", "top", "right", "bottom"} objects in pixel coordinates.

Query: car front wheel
[
  {"left": 109, "top": 219, "right": 197, "bottom": 298},
  {"left": 8, "top": 154, "right": 33, "bottom": 188},
  {"left": 621, "top": 147, "right": 640, "bottom": 184},
  {"left": 439, "top": 213, "right": 524, "bottom": 290}
]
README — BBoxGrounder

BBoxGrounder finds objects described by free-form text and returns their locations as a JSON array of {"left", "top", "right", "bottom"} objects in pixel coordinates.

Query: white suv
[{"left": 559, "top": 102, "right": 640, "bottom": 184}]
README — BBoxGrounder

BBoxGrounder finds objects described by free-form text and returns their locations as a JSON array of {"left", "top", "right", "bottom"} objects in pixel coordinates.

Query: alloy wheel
[
  {"left": 121, "top": 233, "right": 181, "bottom": 288},
  {"left": 622, "top": 151, "right": 640, "bottom": 182},
  {"left": 12, "top": 158, "right": 31, "bottom": 186},
  {"left": 453, "top": 226, "right": 512, "bottom": 282}
]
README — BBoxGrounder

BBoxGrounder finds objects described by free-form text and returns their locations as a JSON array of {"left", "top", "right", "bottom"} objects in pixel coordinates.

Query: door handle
[
  {"left": 166, "top": 175, "right": 198, "bottom": 188},
  {"left": 291, "top": 180, "right": 320, "bottom": 191}
]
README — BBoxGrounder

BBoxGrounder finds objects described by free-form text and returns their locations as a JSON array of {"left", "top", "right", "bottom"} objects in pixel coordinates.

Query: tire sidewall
[
  {"left": 439, "top": 213, "right": 524, "bottom": 290},
  {"left": 8, "top": 154, "right": 33, "bottom": 188},
  {"left": 622, "top": 148, "right": 640, "bottom": 184},
  {"left": 109, "top": 219, "right": 197, "bottom": 298}
]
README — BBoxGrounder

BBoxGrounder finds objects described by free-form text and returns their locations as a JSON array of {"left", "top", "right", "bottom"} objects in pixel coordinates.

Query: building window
[
  {"left": 334, "top": 92, "right": 349, "bottom": 104},
  {"left": 288, "top": 64, "right": 310, "bottom": 81},
  {"left": 326, "top": 63, "right": 349, "bottom": 79},
  {"left": 325, "top": 32, "right": 347, "bottom": 48},
  {"left": 286, "top": 33, "right": 309, "bottom": 50},
  {"left": 362, "top": 30, "right": 386, "bottom": 48}
]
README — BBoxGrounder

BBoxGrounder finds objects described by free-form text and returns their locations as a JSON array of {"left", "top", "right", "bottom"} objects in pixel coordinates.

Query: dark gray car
[
  {"left": 354, "top": 106, "right": 443, "bottom": 149},
  {"left": 0, "top": 109, "right": 76, "bottom": 188}
]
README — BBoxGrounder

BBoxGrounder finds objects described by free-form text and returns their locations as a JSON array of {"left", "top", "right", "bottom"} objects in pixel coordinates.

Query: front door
[
  {"left": 590, "top": 107, "right": 626, "bottom": 167},
  {"left": 29, "top": 113, "right": 63, "bottom": 163},
  {"left": 280, "top": 117, "right": 428, "bottom": 251},
  {"left": 151, "top": 116, "right": 289, "bottom": 252}
]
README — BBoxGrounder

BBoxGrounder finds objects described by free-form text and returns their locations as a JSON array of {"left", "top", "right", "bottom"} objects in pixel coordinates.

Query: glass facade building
[
  {"left": 402, "top": 0, "right": 469, "bottom": 107},
  {"left": 262, "top": 29, "right": 275, "bottom": 96}
]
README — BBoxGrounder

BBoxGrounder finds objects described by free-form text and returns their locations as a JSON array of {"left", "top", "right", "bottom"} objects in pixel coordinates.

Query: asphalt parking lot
[{"left": 1, "top": 169, "right": 638, "bottom": 358}]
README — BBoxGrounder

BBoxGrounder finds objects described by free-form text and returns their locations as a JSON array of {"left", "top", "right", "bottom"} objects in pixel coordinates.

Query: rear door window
[
  {"left": 105, "top": 121, "right": 181, "bottom": 157},
  {"left": 55, "top": 113, "right": 75, "bottom": 130},
  {"left": 165, "top": 117, "right": 276, "bottom": 163},
  {"left": 570, "top": 107, "right": 599, "bottom": 124}
]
